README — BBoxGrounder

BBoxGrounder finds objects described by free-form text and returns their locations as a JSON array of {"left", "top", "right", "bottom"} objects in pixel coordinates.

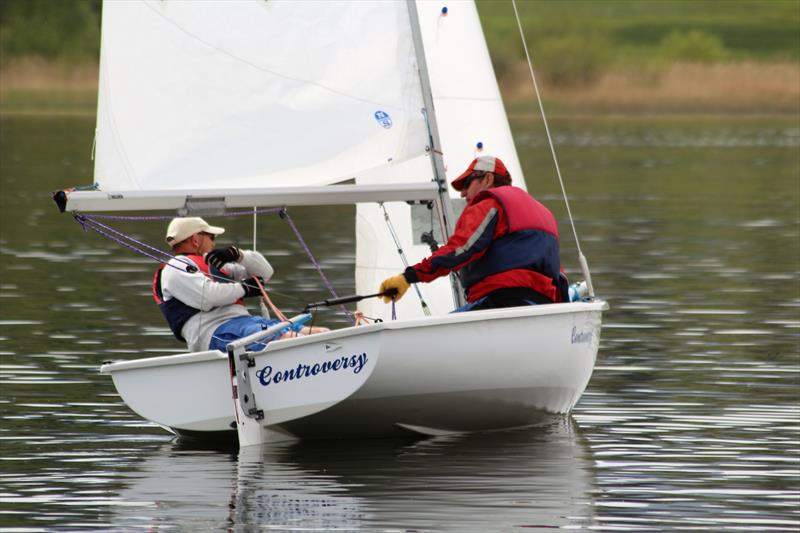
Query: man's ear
[{"left": 484, "top": 172, "right": 496, "bottom": 188}]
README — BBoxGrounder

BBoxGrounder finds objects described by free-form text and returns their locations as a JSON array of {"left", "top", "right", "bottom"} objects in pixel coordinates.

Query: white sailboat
[{"left": 60, "top": 0, "right": 607, "bottom": 445}]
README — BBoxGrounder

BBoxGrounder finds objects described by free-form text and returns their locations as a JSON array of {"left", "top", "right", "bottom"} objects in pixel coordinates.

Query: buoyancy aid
[
  {"left": 458, "top": 186, "right": 568, "bottom": 302},
  {"left": 152, "top": 254, "right": 242, "bottom": 341}
]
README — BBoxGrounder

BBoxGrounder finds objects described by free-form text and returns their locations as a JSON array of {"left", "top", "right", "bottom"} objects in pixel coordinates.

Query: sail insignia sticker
[{"left": 374, "top": 111, "right": 392, "bottom": 129}]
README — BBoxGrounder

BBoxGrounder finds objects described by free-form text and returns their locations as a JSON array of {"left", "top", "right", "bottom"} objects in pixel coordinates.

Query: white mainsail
[
  {"left": 87, "top": 0, "right": 527, "bottom": 319},
  {"left": 94, "top": 0, "right": 431, "bottom": 191}
]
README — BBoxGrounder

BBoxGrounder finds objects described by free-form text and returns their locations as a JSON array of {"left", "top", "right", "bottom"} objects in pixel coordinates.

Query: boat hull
[
  {"left": 253, "top": 301, "right": 603, "bottom": 440},
  {"left": 102, "top": 301, "right": 606, "bottom": 440},
  {"left": 101, "top": 350, "right": 234, "bottom": 434}
]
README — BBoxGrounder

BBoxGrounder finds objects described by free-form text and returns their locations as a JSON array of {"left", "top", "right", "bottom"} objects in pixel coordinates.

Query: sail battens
[{"left": 65, "top": 183, "right": 440, "bottom": 213}]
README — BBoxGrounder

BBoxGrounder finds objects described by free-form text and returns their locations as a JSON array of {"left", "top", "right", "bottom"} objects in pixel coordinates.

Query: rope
[
  {"left": 76, "top": 214, "right": 179, "bottom": 266},
  {"left": 279, "top": 209, "right": 355, "bottom": 324},
  {"left": 72, "top": 210, "right": 337, "bottom": 317},
  {"left": 252, "top": 208, "right": 258, "bottom": 252},
  {"left": 74, "top": 214, "right": 252, "bottom": 290},
  {"left": 81, "top": 207, "right": 283, "bottom": 221},
  {"left": 353, "top": 311, "right": 371, "bottom": 326},
  {"left": 510, "top": 0, "right": 595, "bottom": 298},
  {"left": 380, "top": 203, "right": 431, "bottom": 316},
  {"left": 253, "top": 277, "right": 287, "bottom": 322}
]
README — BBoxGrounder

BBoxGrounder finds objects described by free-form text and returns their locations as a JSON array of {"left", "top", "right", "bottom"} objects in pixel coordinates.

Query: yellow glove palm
[{"left": 379, "top": 274, "right": 411, "bottom": 303}]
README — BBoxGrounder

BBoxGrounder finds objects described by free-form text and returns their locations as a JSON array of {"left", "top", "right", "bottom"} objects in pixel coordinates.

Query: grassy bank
[
  {"left": 2, "top": 57, "right": 797, "bottom": 116},
  {"left": 476, "top": 0, "right": 799, "bottom": 115},
  {"left": 478, "top": 0, "right": 800, "bottom": 83},
  {"left": 503, "top": 61, "right": 800, "bottom": 115},
  {"left": 0, "top": 57, "right": 97, "bottom": 114},
  {"left": 1, "top": 0, "right": 798, "bottom": 115}
]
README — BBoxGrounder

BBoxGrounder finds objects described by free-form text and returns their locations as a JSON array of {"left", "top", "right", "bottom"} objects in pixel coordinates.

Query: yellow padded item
[{"left": 378, "top": 274, "right": 410, "bottom": 303}]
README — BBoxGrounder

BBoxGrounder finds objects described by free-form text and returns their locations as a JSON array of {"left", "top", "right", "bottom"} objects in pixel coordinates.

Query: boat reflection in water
[{"left": 111, "top": 419, "right": 596, "bottom": 531}]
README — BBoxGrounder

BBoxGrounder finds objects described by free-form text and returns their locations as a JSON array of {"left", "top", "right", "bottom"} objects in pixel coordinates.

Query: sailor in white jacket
[{"left": 154, "top": 217, "right": 279, "bottom": 352}]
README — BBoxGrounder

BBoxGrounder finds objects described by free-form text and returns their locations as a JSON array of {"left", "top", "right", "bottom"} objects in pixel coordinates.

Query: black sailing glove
[
  {"left": 241, "top": 277, "right": 264, "bottom": 298},
  {"left": 206, "top": 246, "right": 242, "bottom": 270}
]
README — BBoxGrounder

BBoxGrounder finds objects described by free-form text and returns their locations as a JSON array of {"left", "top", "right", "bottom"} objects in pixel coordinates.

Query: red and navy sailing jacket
[{"left": 405, "top": 186, "right": 567, "bottom": 303}]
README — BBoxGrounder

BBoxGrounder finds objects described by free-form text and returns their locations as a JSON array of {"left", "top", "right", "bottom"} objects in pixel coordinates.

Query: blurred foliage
[
  {"left": 476, "top": 0, "right": 800, "bottom": 86},
  {"left": 0, "top": 0, "right": 798, "bottom": 88},
  {"left": 0, "top": 0, "right": 101, "bottom": 61},
  {"left": 658, "top": 30, "right": 728, "bottom": 63},
  {"left": 531, "top": 32, "right": 613, "bottom": 86}
]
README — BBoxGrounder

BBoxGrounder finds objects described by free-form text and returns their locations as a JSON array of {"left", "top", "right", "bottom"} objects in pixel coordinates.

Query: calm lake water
[{"left": 0, "top": 112, "right": 798, "bottom": 531}]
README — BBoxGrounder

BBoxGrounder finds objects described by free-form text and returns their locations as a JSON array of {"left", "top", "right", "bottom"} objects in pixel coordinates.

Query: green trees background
[
  {"left": 0, "top": 0, "right": 798, "bottom": 89},
  {"left": 477, "top": 0, "right": 799, "bottom": 86},
  {"left": 0, "top": 0, "right": 101, "bottom": 62}
]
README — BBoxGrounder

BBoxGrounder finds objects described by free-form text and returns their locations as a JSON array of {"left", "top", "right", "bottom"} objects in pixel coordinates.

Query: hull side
[
  {"left": 277, "top": 304, "right": 603, "bottom": 438},
  {"left": 104, "top": 302, "right": 605, "bottom": 439},
  {"left": 105, "top": 352, "right": 234, "bottom": 432},
  {"left": 280, "top": 388, "right": 569, "bottom": 439}
]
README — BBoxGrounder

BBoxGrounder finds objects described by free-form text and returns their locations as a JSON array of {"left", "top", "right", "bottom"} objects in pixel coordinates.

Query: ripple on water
[
  {"left": 714, "top": 328, "right": 773, "bottom": 335},
  {"left": 740, "top": 218, "right": 783, "bottom": 228},
  {"left": 3, "top": 115, "right": 799, "bottom": 531},
  {"left": 516, "top": 128, "right": 800, "bottom": 148}
]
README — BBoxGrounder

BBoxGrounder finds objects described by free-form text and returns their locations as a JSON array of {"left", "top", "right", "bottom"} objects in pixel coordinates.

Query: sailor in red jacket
[{"left": 379, "top": 156, "right": 568, "bottom": 311}]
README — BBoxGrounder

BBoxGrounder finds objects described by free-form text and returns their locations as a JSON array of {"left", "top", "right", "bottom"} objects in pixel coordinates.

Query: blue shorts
[{"left": 209, "top": 316, "right": 282, "bottom": 352}]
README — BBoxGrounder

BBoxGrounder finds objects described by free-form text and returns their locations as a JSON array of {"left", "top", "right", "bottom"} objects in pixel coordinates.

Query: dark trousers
[{"left": 462, "top": 287, "right": 551, "bottom": 312}]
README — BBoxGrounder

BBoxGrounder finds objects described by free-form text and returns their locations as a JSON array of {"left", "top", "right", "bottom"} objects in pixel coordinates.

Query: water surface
[{"left": 0, "top": 113, "right": 798, "bottom": 531}]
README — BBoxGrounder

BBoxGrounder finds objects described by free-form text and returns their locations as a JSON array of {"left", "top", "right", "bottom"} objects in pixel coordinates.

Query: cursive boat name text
[
  {"left": 571, "top": 326, "right": 593, "bottom": 344},
  {"left": 256, "top": 353, "right": 369, "bottom": 387}
]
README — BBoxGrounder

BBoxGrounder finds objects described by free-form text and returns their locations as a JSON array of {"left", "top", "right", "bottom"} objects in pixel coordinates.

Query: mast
[{"left": 406, "top": 0, "right": 466, "bottom": 308}]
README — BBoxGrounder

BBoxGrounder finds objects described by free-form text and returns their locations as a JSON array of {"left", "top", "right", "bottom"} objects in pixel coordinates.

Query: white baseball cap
[{"left": 165, "top": 217, "right": 225, "bottom": 245}]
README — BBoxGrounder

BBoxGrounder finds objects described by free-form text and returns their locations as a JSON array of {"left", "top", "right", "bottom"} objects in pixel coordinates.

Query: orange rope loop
[{"left": 253, "top": 277, "right": 288, "bottom": 322}]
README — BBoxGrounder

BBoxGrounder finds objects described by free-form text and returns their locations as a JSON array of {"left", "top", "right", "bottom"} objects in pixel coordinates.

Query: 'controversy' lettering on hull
[{"left": 256, "top": 353, "right": 369, "bottom": 387}]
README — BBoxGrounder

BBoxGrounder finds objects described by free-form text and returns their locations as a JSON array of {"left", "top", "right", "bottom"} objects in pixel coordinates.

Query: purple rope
[
  {"left": 281, "top": 211, "right": 354, "bottom": 324},
  {"left": 75, "top": 215, "right": 212, "bottom": 276},
  {"left": 76, "top": 209, "right": 281, "bottom": 269},
  {"left": 73, "top": 209, "right": 356, "bottom": 323},
  {"left": 222, "top": 208, "right": 283, "bottom": 217},
  {"left": 78, "top": 213, "right": 177, "bottom": 221},
  {"left": 76, "top": 215, "right": 172, "bottom": 261},
  {"left": 82, "top": 207, "right": 283, "bottom": 221},
  {"left": 76, "top": 215, "right": 171, "bottom": 264}
]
